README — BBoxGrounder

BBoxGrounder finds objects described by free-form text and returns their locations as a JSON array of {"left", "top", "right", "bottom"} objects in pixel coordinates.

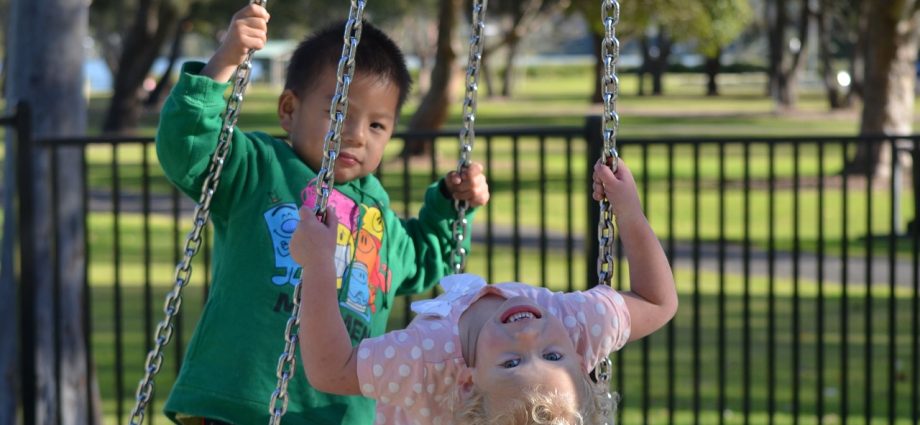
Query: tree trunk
[
  {"left": 846, "top": 0, "right": 870, "bottom": 107},
  {"left": 3, "top": 0, "right": 98, "bottom": 423},
  {"left": 637, "top": 31, "right": 672, "bottom": 96},
  {"left": 500, "top": 34, "right": 521, "bottom": 97},
  {"left": 102, "top": 0, "right": 181, "bottom": 133},
  {"left": 847, "top": 0, "right": 920, "bottom": 177},
  {"left": 407, "top": 18, "right": 437, "bottom": 98},
  {"left": 481, "top": 47, "right": 496, "bottom": 97},
  {"left": 773, "top": 0, "right": 811, "bottom": 109},
  {"left": 817, "top": 0, "right": 844, "bottom": 109},
  {"left": 146, "top": 15, "right": 192, "bottom": 108},
  {"left": 704, "top": 50, "right": 722, "bottom": 96},
  {"left": 404, "top": 0, "right": 461, "bottom": 157},
  {"left": 497, "top": 0, "right": 557, "bottom": 98},
  {"left": 647, "top": 28, "right": 672, "bottom": 96},
  {"left": 765, "top": 0, "right": 784, "bottom": 97},
  {"left": 637, "top": 35, "right": 649, "bottom": 96},
  {"left": 651, "top": 62, "right": 665, "bottom": 95},
  {"left": 0, "top": 106, "right": 18, "bottom": 425}
]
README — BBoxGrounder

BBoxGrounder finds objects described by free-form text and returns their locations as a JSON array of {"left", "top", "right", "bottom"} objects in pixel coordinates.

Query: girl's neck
[{"left": 458, "top": 293, "right": 505, "bottom": 367}]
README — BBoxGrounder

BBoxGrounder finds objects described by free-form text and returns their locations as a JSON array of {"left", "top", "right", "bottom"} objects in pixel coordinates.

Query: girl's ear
[
  {"left": 277, "top": 89, "right": 299, "bottom": 133},
  {"left": 457, "top": 368, "right": 475, "bottom": 401}
]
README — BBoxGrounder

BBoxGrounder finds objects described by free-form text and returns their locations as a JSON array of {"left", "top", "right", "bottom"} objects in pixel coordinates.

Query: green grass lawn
[{"left": 8, "top": 68, "right": 920, "bottom": 423}]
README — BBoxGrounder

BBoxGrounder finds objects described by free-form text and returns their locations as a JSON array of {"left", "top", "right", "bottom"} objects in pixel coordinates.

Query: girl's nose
[{"left": 515, "top": 326, "right": 540, "bottom": 343}]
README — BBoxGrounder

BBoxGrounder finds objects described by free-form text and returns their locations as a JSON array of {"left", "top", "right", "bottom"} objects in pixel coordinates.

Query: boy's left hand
[{"left": 444, "top": 161, "right": 490, "bottom": 208}]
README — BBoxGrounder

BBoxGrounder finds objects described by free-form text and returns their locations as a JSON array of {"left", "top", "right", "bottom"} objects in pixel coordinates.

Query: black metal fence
[{"left": 4, "top": 104, "right": 920, "bottom": 424}]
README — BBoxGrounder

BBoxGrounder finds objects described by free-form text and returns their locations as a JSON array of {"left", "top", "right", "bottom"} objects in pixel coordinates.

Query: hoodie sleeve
[
  {"left": 155, "top": 61, "right": 278, "bottom": 216},
  {"left": 387, "top": 180, "right": 476, "bottom": 296}
]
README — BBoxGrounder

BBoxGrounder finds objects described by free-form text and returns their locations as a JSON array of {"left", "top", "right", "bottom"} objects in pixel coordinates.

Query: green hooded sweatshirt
[{"left": 155, "top": 62, "right": 474, "bottom": 425}]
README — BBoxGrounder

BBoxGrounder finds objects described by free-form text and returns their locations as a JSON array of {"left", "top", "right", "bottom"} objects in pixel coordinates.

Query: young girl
[{"left": 292, "top": 159, "right": 678, "bottom": 424}]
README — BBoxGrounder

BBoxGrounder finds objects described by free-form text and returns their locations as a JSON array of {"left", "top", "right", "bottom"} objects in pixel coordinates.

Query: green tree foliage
[
  {"left": 569, "top": 0, "right": 749, "bottom": 57},
  {"left": 570, "top": 0, "right": 656, "bottom": 43},
  {"left": 89, "top": 0, "right": 437, "bottom": 132},
  {"left": 685, "top": 0, "right": 752, "bottom": 58}
]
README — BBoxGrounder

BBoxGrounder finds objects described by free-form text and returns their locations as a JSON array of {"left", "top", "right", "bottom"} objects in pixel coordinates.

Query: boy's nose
[{"left": 342, "top": 119, "right": 366, "bottom": 146}]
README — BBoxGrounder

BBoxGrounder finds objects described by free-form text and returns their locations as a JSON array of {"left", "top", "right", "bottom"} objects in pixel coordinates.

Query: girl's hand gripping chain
[
  {"left": 592, "top": 158, "right": 643, "bottom": 226},
  {"left": 290, "top": 207, "right": 338, "bottom": 279}
]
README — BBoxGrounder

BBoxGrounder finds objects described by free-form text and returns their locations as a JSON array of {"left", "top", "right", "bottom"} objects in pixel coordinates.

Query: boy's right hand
[{"left": 201, "top": 4, "right": 270, "bottom": 82}]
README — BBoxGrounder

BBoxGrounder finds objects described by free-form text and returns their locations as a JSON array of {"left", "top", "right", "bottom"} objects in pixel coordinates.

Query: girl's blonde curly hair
[{"left": 451, "top": 372, "right": 617, "bottom": 425}]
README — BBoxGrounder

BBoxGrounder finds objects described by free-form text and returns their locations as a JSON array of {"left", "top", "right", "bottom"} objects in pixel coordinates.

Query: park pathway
[{"left": 470, "top": 223, "right": 918, "bottom": 287}]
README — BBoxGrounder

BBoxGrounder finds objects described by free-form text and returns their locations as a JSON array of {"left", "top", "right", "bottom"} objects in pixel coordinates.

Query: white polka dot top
[{"left": 356, "top": 273, "right": 631, "bottom": 424}]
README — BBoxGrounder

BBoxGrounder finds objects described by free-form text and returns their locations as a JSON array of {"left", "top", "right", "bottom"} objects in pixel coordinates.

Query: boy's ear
[
  {"left": 278, "top": 89, "right": 299, "bottom": 133},
  {"left": 457, "top": 367, "right": 475, "bottom": 401}
]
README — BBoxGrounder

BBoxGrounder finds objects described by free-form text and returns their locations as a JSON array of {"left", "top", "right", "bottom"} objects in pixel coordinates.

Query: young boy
[{"left": 155, "top": 5, "right": 490, "bottom": 424}]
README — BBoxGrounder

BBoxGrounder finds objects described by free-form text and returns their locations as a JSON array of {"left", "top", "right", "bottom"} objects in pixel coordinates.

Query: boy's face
[
  {"left": 279, "top": 66, "right": 400, "bottom": 183},
  {"left": 468, "top": 296, "right": 586, "bottom": 415}
]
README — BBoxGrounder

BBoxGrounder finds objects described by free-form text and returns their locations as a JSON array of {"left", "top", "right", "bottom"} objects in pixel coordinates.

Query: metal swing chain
[
  {"left": 450, "top": 0, "right": 488, "bottom": 274},
  {"left": 267, "top": 2, "right": 367, "bottom": 423},
  {"left": 596, "top": 0, "right": 620, "bottom": 423},
  {"left": 597, "top": 0, "right": 620, "bottom": 288},
  {"left": 125, "top": 2, "right": 268, "bottom": 425}
]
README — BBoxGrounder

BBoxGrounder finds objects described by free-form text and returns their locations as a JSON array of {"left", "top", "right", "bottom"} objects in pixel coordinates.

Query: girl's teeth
[{"left": 509, "top": 312, "right": 535, "bottom": 322}]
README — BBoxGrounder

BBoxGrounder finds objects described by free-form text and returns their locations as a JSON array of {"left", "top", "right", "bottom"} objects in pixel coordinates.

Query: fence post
[
  {"left": 585, "top": 115, "right": 602, "bottom": 288},
  {"left": 912, "top": 140, "right": 920, "bottom": 235},
  {"left": 892, "top": 140, "right": 907, "bottom": 236},
  {"left": 15, "top": 101, "right": 37, "bottom": 425}
]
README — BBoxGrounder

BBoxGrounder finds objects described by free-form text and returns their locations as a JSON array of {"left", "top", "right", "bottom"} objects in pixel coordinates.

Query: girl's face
[{"left": 469, "top": 296, "right": 586, "bottom": 415}]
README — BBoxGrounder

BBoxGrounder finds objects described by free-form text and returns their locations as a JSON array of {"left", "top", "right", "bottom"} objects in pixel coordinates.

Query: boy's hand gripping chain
[
  {"left": 125, "top": 1, "right": 268, "bottom": 424},
  {"left": 450, "top": 0, "right": 488, "bottom": 274},
  {"left": 596, "top": 0, "right": 621, "bottom": 423},
  {"left": 267, "top": 2, "right": 367, "bottom": 424}
]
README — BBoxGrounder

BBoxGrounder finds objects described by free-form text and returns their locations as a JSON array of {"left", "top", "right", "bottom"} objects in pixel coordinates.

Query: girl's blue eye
[
  {"left": 543, "top": 352, "right": 563, "bottom": 361},
  {"left": 501, "top": 359, "right": 521, "bottom": 368}
]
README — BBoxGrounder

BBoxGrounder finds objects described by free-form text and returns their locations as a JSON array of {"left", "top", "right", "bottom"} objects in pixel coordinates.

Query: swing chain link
[
  {"left": 596, "top": 0, "right": 620, "bottom": 288},
  {"left": 126, "top": 2, "right": 267, "bottom": 424},
  {"left": 312, "top": 1, "right": 367, "bottom": 218},
  {"left": 450, "top": 0, "right": 488, "bottom": 274},
  {"left": 267, "top": 2, "right": 367, "bottom": 424},
  {"left": 596, "top": 1, "right": 620, "bottom": 424}
]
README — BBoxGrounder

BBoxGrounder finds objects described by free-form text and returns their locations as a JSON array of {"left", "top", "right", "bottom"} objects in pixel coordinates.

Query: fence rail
[{"left": 4, "top": 106, "right": 920, "bottom": 424}]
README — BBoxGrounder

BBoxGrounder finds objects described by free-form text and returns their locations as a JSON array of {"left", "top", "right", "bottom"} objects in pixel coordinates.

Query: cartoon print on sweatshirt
[
  {"left": 343, "top": 262, "right": 372, "bottom": 321},
  {"left": 335, "top": 223, "right": 355, "bottom": 289},
  {"left": 301, "top": 181, "right": 391, "bottom": 318},
  {"left": 354, "top": 206, "right": 392, "bottom": 312},
  {"left": 263, "top": 203, "right": 302, "bottom": 286}
]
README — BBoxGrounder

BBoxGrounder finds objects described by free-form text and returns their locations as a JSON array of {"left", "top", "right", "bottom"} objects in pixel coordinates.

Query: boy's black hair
[{"left": 285, "top": 20, "right": 413, "bottom": 112}]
